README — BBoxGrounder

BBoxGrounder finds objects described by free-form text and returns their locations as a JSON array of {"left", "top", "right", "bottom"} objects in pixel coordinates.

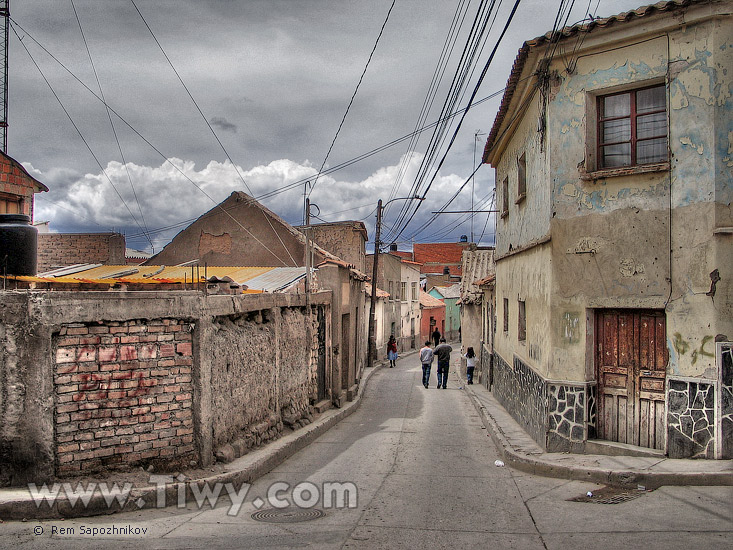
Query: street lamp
[{"left": 367, "top": 196, "right": 424, "bottom": 370}]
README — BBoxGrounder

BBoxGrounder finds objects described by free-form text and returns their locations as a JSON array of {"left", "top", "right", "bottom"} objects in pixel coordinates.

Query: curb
[
  {"left": 0, "top": 363, "right": 384, "bottom": 520},
  {"left": 458, "top": 372, "right": 733, "bottom": 488}
]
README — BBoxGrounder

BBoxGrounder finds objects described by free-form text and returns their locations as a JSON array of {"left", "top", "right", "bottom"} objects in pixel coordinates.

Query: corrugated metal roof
[{"left": 242, "top": 267, "right": 308, "bottom": 292}]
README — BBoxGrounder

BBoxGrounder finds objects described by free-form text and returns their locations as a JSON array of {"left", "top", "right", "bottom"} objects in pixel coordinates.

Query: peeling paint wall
[{"left": 488, "top": 3, "right": 731, "bottom": 455}]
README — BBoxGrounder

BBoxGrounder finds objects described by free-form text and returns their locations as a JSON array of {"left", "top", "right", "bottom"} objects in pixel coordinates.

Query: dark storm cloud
[{"left": 209, "top": 117, "right": 238, "bottom": 134}]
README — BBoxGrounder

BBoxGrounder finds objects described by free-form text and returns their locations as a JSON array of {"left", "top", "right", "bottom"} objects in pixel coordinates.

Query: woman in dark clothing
[{"left": 387, "top": 335, "right": 398, "bottom": 368}]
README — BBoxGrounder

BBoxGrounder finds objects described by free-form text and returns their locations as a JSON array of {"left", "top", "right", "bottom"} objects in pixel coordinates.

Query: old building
[
  {"left": 365, "top": 252, "right": 403, "bottom": 351},
  {"left": 296, "top": 221, "right": 368, "bottom": 273},
  {"left": 459, "top": 248, "right": 495, "bottom": 383},
  {"left": 429, "top": 284, "right": 461, "bottom": 342},
  {"left": 0, "top": 151, "right": 47, "bottom": 217},
  {"left": 419, "top": 290, "right": 446, "bottom": 345},
  {"left": 483, "top": 0, "right": 731, "bottom": 458},
  {"left": 399, "top": 260, "right": 422, "bottom": 351}
]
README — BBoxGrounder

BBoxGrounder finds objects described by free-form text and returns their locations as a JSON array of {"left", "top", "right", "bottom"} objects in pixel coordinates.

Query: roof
[
  {"left": 19, "top": 264, "right": 310, "bottom": 293},
  {"left": 0, "top": 151, "right": 49, "bottom": 192},
  {"left": 317, "top": 258, "right": 369, "bottom": 281},
  {"left": 483, "top": 0, "right": 700, "bottom": 161},
  {"left": 419, "top": 290, "right": 445, "bottom": 309},
  {"left": 431, "top": 284, "right": 461, "bottom": 300},
  {"left": 390, "top": 251, "right": 413, "bottom": 260},
  {"left": 364, "top": 282, "right": 390, "bottom": 299},
  {"left": 474, "top": 274, "right": 496, "bottom": 286},
  {"left": 460, "top": 249, "right": 495, "bottom": 304}
]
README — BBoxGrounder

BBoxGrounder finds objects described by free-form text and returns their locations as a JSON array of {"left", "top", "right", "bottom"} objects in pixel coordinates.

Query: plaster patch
[{"left": 679, "top": 136, "right": 704, "bottom": 154}]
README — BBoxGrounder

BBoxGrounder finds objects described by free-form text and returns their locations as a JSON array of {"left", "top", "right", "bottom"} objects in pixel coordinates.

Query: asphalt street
[{"left": 1, "top": 354, "right": 730, "bottom": 549}]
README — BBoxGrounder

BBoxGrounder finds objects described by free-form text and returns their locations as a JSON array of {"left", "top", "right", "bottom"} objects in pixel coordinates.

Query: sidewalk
[{"left": 453, "top": 364, "right": 733, "bottom": 488}]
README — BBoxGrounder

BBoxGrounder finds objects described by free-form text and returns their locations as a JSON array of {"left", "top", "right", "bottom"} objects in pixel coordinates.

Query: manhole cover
[
  {"left": 568, "top": 485, "right": 653, "bottom": 504},
  {"left": 251, "top": 507, "right": 325, "bottom": 523}
]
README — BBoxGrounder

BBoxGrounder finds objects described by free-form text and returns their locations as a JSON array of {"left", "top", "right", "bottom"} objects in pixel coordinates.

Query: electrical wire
[
  {"left": 309, "top": 0, "right": 396, "bottom": 197},
  {"left": 129, "top": 0, "right": 298, "bottom": 266},
  {"left": 70, "top": 0, "right": 153, "bottom": 250}
]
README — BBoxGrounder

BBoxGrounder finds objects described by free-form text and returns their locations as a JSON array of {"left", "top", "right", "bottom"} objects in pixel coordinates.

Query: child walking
[{"left": 464, "top": 347, "right": 476, "bottom": 384}]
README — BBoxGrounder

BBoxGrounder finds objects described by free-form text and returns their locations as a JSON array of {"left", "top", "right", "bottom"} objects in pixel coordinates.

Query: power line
[
  {"left": 70, "top": 0, "right": 153, "bottom": 249},
  {"left": 309, "top": 0, "right": 396, "bottom": 198}
]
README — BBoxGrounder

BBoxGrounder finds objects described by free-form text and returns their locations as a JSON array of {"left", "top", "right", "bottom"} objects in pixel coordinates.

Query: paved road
[{"left": 1, "top": 355, "right": 730, "bottom": 549}]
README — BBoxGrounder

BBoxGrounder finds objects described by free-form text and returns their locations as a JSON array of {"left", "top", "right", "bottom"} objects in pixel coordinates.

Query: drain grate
[
  {"left": 251, "top": 507, "right": 325, "bottom": 523},
  {"left": 568, "top": 485, "right": 653, "bottom": 504}
]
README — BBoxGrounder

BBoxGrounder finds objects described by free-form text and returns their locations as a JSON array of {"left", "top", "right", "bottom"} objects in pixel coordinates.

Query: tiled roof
[
  {"left": 419, "top": 291, "right": 445, "bottom": 308},
  {"left": 365, "top": 282, "right": 390, "bottom": 298},
  {"left": 483, "top": 0, "right": 699, "bottom": 160},
  {"left": 460, "top": 249, "right": 495, "bottom": 304}
]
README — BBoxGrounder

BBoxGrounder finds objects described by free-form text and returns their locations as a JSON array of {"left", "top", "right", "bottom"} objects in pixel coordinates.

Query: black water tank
[{"left": 0, "top": 214, "right": 38, "bottom": 276}]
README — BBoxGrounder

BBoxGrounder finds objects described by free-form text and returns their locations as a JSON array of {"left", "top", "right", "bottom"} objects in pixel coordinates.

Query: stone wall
[
  {"left": 667, "top": 379, "right": 716, "bottom": 459},
  {"left": 37, "top": 233, "right": 126, "bottom": 273},
  {"left": 0, "top": 290, "right": 333, "bottom": 486}
]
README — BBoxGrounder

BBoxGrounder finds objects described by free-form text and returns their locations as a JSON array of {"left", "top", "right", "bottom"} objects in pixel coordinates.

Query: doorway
[{"left": 595, "top": 309, "right": 667, "bottom": 449}]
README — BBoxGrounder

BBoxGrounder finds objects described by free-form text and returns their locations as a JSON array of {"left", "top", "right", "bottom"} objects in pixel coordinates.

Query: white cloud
[{"left": 30, "top": 154, "right": 495, "bottom": 253}]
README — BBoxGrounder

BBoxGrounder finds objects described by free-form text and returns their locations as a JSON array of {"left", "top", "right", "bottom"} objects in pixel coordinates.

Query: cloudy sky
[{"left": 9, "top": 0, "right": 645, "bottom": 253}]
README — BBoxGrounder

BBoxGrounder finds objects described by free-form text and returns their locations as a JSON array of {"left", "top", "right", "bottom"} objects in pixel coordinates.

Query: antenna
[{"left": 0, "top": 1, "right": 8, "bottom": 152}]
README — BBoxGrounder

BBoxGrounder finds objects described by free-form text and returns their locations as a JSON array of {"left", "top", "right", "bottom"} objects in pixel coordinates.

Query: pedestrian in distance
[
  {"left": 387, "top": 335, "right": 398, "bottom": 368},
  {"left": 419, "top": 341, "right": 434, "bottom": 389},
  {"left": 432, "top": 327, "right": 441, "bottom": 347},
  {"left": 464, "top": 347, "right": 476, "bottom": 384},
  {"left": 433, "top": 337, "right": 452, "bottom": 389}
]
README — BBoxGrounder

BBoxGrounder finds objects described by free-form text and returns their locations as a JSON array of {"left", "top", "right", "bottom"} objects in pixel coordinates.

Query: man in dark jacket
[
  {"left": 433, "top": 338, "right": 452, "bottom": 389},
  {"left": 432, "top": 328, "right": 441, "bottom": 347}
]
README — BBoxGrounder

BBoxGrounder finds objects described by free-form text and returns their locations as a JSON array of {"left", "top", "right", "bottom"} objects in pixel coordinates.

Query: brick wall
[
  {"left": 53, "top": 318, "right": 196, "bottom": 475},
  {"left": 1, "top": 154, "right": 44, "bottom": 218},
  {"left": 37, "top": 233, "right": 126, "bottom": 273}
]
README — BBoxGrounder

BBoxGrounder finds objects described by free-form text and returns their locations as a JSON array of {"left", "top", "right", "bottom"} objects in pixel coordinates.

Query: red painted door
[{"left": 596, "top": 310, "right": 666, "bottom": 449}]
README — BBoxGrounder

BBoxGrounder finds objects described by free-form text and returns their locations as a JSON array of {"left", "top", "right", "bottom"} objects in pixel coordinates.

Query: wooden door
[{"left": 595, "top": 310, "right": 667, "bottom": 449}]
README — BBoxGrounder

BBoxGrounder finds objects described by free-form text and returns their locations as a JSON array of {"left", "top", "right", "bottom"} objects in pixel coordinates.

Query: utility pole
[
  {"left": 0, "top": 1, "right": 9, "bottom": 152},
  {"left": 305, "top": 197, "right": 311, "bottom": 308},
  {"left": 367, "top": 199, "right": 383, "bottom": 370}
]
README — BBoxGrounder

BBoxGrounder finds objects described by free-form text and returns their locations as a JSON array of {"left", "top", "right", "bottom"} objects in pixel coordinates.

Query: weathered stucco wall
[{"left": 0, "top": 290, "right": 333, "bottom": 486}]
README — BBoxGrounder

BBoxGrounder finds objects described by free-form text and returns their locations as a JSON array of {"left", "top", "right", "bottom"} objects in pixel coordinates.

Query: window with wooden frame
[
  {"left": 516, "top": 153, "right": 526, "bottom": 203},
  {"left": 503, "top": 298, "right": 509, "bottom": 333},
  {"left": 597, "top": 84, "right": 667, "bottom": 169},
  {"left": 401, "top": 282, "right": 407, "bottom": 302},
  {"left": 388, "top": 281, "right": 394, "bottom": 301},
  {"left": 411, "top": 281, "right": 418, "bottom": 301},
  {"left": 518, "top": 300, "right": 526, "bottom": 342},
  {"left": 501, "top": 176, "right": 509, "bottom": 218},
  {"left": 0, "top": 194, "right": 22, "bottom": 214}
]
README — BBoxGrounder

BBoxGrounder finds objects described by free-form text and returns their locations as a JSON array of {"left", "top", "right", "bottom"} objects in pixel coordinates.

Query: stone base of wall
[
  {"left": 547, "top": 383, "right": 588, "bottom": 453},
  {"left": 667, "top": 379, "right": 716, "bottom": 459},
  {"left": 721, "top": 343, "right": 733, "bottom": 459}
]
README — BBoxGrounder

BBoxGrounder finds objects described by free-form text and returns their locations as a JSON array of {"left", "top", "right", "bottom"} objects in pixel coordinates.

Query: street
[{"left": 1, "top": 354, "right": 730, "bottom": 549}]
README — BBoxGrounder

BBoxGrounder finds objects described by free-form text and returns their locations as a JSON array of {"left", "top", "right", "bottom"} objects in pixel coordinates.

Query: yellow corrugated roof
[{"left": 12, "top": 265, "right": 276, "bottom": 286}]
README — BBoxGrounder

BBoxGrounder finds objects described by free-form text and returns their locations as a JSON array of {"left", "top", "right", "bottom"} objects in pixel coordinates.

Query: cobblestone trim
[
  {"left": 667, "top": 378, "right": 716, "bottom": 459},
  {"left": 720, "top": 343, "right": 732, "bottom": 459},
  {"left": 547, "top": 384, "right": 586, "bottom": 452},
  {"left": 492, "top": 353, "right": 548, "bottom": 448}
]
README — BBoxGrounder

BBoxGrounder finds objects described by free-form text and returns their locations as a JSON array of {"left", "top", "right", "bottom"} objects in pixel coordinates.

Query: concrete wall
[
  {"left": 399, "top": 263, "right": 421, "bottom": 351},
  {"left": 301, "top": 222, "right": 367, "bottom": 273},
  {"left": 37, "top": 233, "right": 126, "bottom": 273},
  {"left": 0, "top": 290, "right": 332, "bottom": 486}
]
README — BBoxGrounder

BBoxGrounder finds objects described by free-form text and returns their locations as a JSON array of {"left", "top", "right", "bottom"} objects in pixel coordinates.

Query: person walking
[
  {"left": 419, "top": 341, "right": 434, "bottom": 389},
  {"left": 387, "top": 335, "right": 398, "bottom": 368},
  {"left": 432, "top": 327, "right": 441, "bottom": 347},
  {"left": 464, "top": 347, "right": 476, "bottom": 384},
  {"left": 433, "top": 338, "right": 452, "bottom": 389}
]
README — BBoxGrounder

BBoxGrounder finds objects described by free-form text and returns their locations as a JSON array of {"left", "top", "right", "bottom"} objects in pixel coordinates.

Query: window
[
  {"left": 503, "top": 298, "right": 509, "bottom": 333},
  {"left": 516, "top": 153, "right": 526, "bottom": 202},
  {"left": 0, "top": 194, "right": 21, "bottom": 214},
  {"left": 401, "top": 282, "right": 407, "bottom": 302},
  {"left": 518, "top": 300, "right": 526, "bottom": 342},
  {"left": 597, "top": 84, "right": 667, "bottom": 168},
  {"left": 388, "top": 281, "right": 394, "bottom": 301},
  {"left": 501, "top": 177, "right": 509, "bottom": 218},
  {"left": 411, "top": 281, "right": 418, "bottom": 301}
]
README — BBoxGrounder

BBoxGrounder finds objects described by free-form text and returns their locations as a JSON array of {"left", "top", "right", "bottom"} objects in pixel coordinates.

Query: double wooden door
[{"left": 595, "top": 310, "right": 667, "bottom": 450}]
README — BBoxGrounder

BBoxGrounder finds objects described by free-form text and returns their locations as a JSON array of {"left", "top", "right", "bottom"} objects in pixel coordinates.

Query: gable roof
[
  {"left": 483, "top": 0, "right": 700, "bottom": 162},
  {"left": 419, "top": 290, "right": 445, "bottom": 309},
  {"left": 431, "top": 284, "right": 461, "bottom": 300},
  {"left": 460, "top": 249, "right": 495, "bottom": 304}
]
